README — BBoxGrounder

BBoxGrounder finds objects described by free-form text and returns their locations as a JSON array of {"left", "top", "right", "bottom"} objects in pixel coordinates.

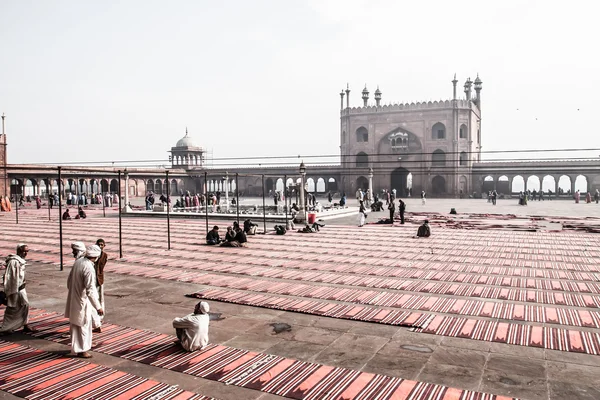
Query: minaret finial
[{"left": 186, "top": 126, "right": 188, "bottom": 136}]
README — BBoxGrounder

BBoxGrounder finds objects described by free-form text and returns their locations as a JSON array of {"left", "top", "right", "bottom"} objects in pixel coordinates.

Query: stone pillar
[
  {"left": 570, "top": 177, "right": 576, "bottom": 196},
  {"left": 122, "top": 172, "right": 132, "bottom": 212},
  {"left": 555, "top": 178, "right": 559, "bottom": 197},
  {"left": 299, "top": 176, "right": 306, "bottom": 223},
  {"left": 225, "top": 174, "right": 229, "bottom": 211},
  {"left": 368, "top": 168, "right": 374, "bottom": 196}
]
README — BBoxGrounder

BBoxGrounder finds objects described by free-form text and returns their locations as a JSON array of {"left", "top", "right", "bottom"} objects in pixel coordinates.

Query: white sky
[{"left": 1, "top": 0, "right": 599, "bottom": 166}]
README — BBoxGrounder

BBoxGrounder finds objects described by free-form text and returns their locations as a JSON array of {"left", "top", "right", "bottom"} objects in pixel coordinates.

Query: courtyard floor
[{"left": 1, "top": 202, "right": 600, "bottom": 399}]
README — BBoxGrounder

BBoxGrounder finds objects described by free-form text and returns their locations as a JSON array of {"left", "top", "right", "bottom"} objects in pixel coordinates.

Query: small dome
[
  {"left": 474, "top": 74, "right": 482, "bottom": 84},
  {"left": 175, "top": 129, "right": 198, "bottom": 148}
]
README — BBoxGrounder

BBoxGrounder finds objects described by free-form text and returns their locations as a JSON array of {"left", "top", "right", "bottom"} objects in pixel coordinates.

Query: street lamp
[{"left": 299, "top": 162, "right": 306, "bottom": 222}]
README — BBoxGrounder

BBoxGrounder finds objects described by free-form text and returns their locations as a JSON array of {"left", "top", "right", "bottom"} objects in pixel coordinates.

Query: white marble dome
[{"left": 175, "top": 132, "right": 197, "bottom": 148}]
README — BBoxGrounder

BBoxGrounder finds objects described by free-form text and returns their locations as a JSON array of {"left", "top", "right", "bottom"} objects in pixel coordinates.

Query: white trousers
[
  {"left": 91, "top": 285, "right": 105, "bottom": 329},
  {"left": 70, "top": 318, "right": 92, "bottom": 354},
  {"left": 358, "top": 213, "right": 366, "bottom": 226},
  {"left": 422, "top": 198, "right": 426, "bottom": 205}
]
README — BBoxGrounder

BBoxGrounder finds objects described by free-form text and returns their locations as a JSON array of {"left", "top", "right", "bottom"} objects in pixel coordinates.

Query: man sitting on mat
[
  {"left": 206, "top": 226, "right": 222, "bottom": 245},
  {"left": 415, "top": 220, "right": 431, "bottom": 238},
  {"left": 172, "top": 301, "right": 210, "bottom": 351}
]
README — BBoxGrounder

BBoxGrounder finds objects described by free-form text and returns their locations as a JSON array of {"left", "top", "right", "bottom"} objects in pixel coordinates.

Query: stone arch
[
  {"left": 431, "top": 175, "right": 446, "bottom": 195},
  {"left": 432, "top": 122, "right": 446, "bottom": 139},
  {"left": 541, "top": 175, "right": 555, "bottom": 192},
  {"left": 526, "top": 176, "right": 541, "bottom": 192},
  {"left": 146, "top": 179, "right": 154, "bottom": 193},
  {"left": 498, "top": 175, "right": 509, "bottom": 194},
  {"left": 482, "top": 176, "right": 494, "bottom": 193},
  {"left": 558, "top": 175, "right": 571, "bottom": 194},
  {"left": 356, "top": 176, "right": 368, "bottom": 191},
  {"left": 306, "top": 178, "right": 315, "bottom": 192},
  {"left": 511, "top": 176, "right": 524, "bottom": 193},
  {"left": 391, "top": 167, "right": 411, "bottom": 197},
  {"left": 459, "top": 151, "right": 467, "bottom": 166},
  {"left": 265, "top": 178, "right": 274, "bottom": 193},
  {"left": 356, "top": 152, "right": 369, "bottom": 168},
  {"left": 316, "top": 178, "right": 326, "bottom": 193},
  {"left": 170, "top": 179, "right": 178, "bottom": 195},
  {"left": 155, "top": 179, "right": 162, "bottom": 194},
  {"left": 286, "top": 178, "right": 294, "bottom": 188},
  {"left": 459, "top": 175, "right": 468, "bottom": 194},
  {"left": 275, "top": 178, "right": 284, "bottom": 192},
  {"left": 432, "top": 149, "right": 446, "bottom": 166},
  {"left": 459, "top": 124, "right": 468, "bottom": 139},
  {"left": 356, "top": 126, "right": 368, "bottom": 143},
  {"left": 575, "top": 175, "right": 588, "bottom": 193},
  {"left": 109, "top": 179, "right": 118, "bottom": 193},
  {"left": 327, "top": 177, "right": 338, "bottom": 192}
]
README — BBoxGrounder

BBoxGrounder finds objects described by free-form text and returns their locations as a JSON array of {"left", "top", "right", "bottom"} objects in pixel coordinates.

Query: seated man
[
  {"left": 220, "top": 226, "right": 247, "bottom": 247},
  {"left": 243, "top": 219, "right": 257, "bottom": 235},
  {"left": 172, "top": 301, "right": 210, "bottom": 352},
  {"left": 62, "top": 209, "right": 72, "bottom": 220},
  {"left": 416, "top": 220, "right": 431, "bottom": 238},
  {"left": 78, "top": 206, "right": 87, "bottom": 219},
  {"left": 206, "top": 226, "right": 221, "bottom": 245}
]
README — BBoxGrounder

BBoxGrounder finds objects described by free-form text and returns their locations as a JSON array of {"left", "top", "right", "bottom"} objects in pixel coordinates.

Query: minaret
[
  {"left": 464, "top": 77, "right": 473, "bottom": 101},
  {"left": 361, "top": 85, "right": 369, "bottom": 107},
  {"left": 345, "top": 83, "right": 350, "bottom": 109},
  {"left": 452, "top": 74, "right": 458, "bottom": 100},
  {"left": 374, "top": 86, "right": 382, "bottom": 107},
  {"left": 474, "top": 74, "right": 482, "bottom": 108},
  {"left": 340, "top": 90, "right": 345, "bottom": 111}
]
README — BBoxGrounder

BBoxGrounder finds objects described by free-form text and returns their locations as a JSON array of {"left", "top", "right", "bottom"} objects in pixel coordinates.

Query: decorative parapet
[{"left": 342, "top": 99, "right": 475, "bottom": 115}]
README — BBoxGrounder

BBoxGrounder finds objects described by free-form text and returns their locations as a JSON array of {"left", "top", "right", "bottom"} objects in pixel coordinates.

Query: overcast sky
[{"left": 1, "top": 0, "right": 598, "bottom": 166}]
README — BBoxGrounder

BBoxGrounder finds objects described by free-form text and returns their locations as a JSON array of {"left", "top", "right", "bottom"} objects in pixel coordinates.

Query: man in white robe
[
  {"left": 172, "top": 301, "right": 210, "bottom": 352},
  {"left": 0, "top": 244, "right": 34, "bottom": 334},
  {"left": 65, "top": 243, "right": 104, "bottom": 358}
]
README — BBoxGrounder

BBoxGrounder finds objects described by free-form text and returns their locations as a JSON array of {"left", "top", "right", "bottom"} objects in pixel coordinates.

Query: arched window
[
  {"left": 432, "top": 149, "right": 446, "bottom": 166},
  {"left": 432, "top": 122, "right": 446, "bottom": 139},
  {"left": 342, "top": 131, "right": 346, "bottom": 144},
  {"left": 356, "top": 127, "right": 368, "bottom": 142},
  {"left": 459, "top": 151, "right": 467, "bottom": 166},
  {"left": 459, "top": 124, "right": 467, "bottom": 139},
  {"left": 356, "top": 152, "right": 369, "bottom": 168}
]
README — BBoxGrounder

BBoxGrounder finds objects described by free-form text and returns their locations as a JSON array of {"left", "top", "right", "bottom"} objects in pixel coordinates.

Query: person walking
[
  {"left": 358, "top": 200, "right": 367, "bottom": 227},
  {"left": 91, "top": 239, "right": 108, "bottom": 333},
  {"left": 0, "top": 244, "right": 35, "bottom": 334},
  {"left": 65, "top": 243, "right": 104, "bottom": 358},
  {"left": 421, "top": 190, "right": 427, "bottom": 205}
]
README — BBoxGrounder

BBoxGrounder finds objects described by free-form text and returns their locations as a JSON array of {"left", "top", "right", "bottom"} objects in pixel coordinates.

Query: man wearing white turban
[
  {"left": 71, "top": 241, "right": 86, "bottom": 259},
  {"left": 172, "top": 301, "right": 210, "bottom": 351},
  {"left": 65, "top": 243, "right": 104, "bottom": 358}
]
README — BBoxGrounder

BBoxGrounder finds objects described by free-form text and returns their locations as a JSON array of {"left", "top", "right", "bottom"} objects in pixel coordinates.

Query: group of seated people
[
  {"left": 206, "top": 219, "right": 257, "bottom": 247},
  {"left": 62, "top": 206, "right": 87, "bottom": 220}
]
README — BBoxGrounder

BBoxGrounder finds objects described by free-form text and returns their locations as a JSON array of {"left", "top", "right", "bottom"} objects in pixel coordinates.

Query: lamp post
[{"left": 299, "top": 162, "right": 306, "bottom": 223}]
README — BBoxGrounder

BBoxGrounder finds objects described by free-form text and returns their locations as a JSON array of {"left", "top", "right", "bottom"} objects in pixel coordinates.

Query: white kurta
[
  {"left": 65, "top": 257, "right": 101, "bottom": 353},
  {"left": 172, "top": 313, "right": 209, "bottom": 351},
  {"left": 0, "top": 255, "right": 29, "bottom": 332}
]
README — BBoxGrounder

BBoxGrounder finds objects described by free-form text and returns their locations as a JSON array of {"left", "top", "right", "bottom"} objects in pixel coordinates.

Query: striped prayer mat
[
  {"left": 187, "top": 289, "right": 600, "bottom": 356},
  {"left": 0, "top": 339, "right": 210, "bottom": 400},
  {"left": 13, "top": 309, "right": 516, "bottom": 400}
]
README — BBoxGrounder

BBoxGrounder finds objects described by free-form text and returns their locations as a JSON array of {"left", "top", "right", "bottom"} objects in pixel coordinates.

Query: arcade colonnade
[{"left": 478, "top": 173, "right": 598, "bottom": 195}]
